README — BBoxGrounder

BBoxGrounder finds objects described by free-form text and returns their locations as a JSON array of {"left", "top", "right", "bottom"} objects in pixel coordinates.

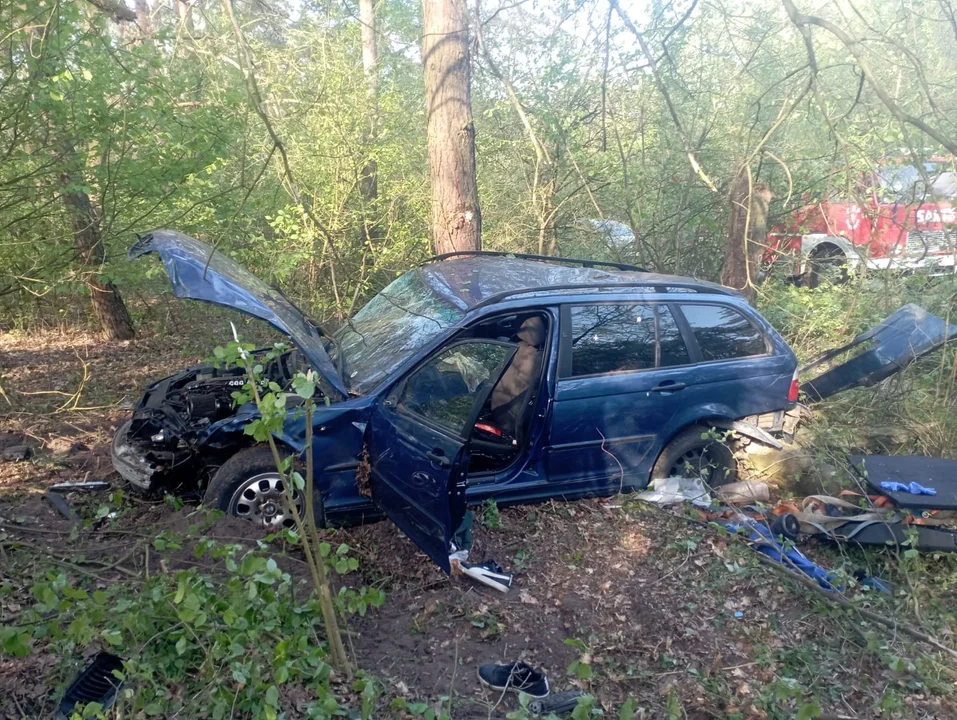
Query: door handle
[
  {"left": 426, "top": 450, "right": 451, "bottom": 468},
  {"left": 651, "top": 382, "right": 686, "bottom": 392}
]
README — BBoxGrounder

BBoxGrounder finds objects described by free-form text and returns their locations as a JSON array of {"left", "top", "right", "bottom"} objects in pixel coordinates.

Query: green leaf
[
  {"left": 619, "top": 698, "right": 639, "bottom": 719},
  {"left": 265, "top": 684, "right": 279, "bottom": 707},
  {"left": 173, "top": 577, "right": 187, "bottom": 604}
]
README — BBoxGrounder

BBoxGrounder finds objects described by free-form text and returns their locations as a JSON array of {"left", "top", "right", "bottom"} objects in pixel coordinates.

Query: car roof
[{"left": 419, "top": 256, "right": 738, "bottom": 310}]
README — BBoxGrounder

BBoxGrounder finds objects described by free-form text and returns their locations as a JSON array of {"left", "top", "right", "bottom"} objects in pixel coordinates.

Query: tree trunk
[
  {"left": 60, "top": 161, "right": 135, "bottom": 341},
  {"left": 176, "top": 0, "right": 194, "bottom": 33},
  {"left": 720, "top": 168, "right": 772, "bottom": 305},
  {"left": 135, "top": 0, "right": 152, "bottom": 35},
  {"left": 359, "top": 0, "right": 379, "bottom": 239},
  {"left": 422, "top": 0, "right": 481, "bottom": 254}
]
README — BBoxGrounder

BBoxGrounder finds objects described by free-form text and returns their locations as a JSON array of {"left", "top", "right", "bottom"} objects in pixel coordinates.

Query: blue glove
[{"left": 880, "top": 481, "right": 937, "bottom": 496}]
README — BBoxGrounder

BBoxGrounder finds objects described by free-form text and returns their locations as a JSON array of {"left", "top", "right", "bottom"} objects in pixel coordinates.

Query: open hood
[{"left": 131, "top": 230, "right": 348, "bottom": 400}]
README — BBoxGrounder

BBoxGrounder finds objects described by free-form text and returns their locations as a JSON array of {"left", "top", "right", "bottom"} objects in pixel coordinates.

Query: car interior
[{"left": 467, "top": 312, "right": 549, "bottom": 473}]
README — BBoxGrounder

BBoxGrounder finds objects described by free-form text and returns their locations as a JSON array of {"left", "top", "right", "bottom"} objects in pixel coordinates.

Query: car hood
[{"left": 131, "top": 230, "right": 348, "bottom": 400}]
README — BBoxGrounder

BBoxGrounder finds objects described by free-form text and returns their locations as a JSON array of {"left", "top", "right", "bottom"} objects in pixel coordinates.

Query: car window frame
[
  {"left": 672, "top": 301, "right": 771, "bottom": 364},
  {"left": 386, "top": 338, "right": 518, "bottom": 441},
  {"left": 557, "top": 301, "right": 696, "bottom": 379}
]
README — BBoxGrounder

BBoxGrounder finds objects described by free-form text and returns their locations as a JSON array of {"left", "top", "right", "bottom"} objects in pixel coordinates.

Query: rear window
[
  {"left": 568, "top": 304, "right": 690, "bottom": 376},
  {"left": 679, "top": 304, "right": 767, "bottom": 361}
]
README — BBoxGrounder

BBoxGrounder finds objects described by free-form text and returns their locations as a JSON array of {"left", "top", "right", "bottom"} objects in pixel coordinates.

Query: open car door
[{"left": 366, "top": 340, "right": 517, "bottom": 573}]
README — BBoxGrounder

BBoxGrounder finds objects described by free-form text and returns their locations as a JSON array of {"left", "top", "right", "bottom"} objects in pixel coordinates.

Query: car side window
[
  {"left": 396, "top": 342, "right": 514, "bottom": 435},
  {"left": 679, "top": 304, "right": 767, "bottom": 361},
  {"left": 657, "top": 305, "right": 691, "bottom": 367},
  {"left": 569, "top": 304, "right": 690, "bottom": 376}
]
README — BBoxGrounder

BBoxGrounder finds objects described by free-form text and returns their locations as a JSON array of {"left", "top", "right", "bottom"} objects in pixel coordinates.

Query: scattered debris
[
  {"left": 44, "top": 491, "right": 78, "bottom": 523},
  {"left": 49, "top": 481, "right": 111, "bottom": 493},
  {"left": 880, "top": 480, "right": 937, "bottom": 496},
  {"left": 637, "top": 476, "right": 712, "bottom": 508},
  {"left": 529, "top": 690, "right": 585, "bottom": 714},
  {"left": 724, "top": 514, "right": 837, "bottom": 589},
  {"left": 1, "top": 444, "right": 31, "bottom": 461},
  {"left": 715, "top": 480, "right": 770, "bottom": 505},
  {"left": 56, "top": 652, "right": 125, "bottom": 720},
  {"left": 452, "top": 558, "right": 513, "bottom": 593},
  {"left": 477, "top": 661, "right": 549, "bottom": 698},
  {"left": 855, "top": 455, "right": 957, "bottom": 511}
]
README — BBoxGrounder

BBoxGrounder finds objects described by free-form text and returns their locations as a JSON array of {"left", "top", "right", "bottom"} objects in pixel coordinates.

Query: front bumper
[{"left": 111, "top": 419, "right": 159, "bottom": 491}]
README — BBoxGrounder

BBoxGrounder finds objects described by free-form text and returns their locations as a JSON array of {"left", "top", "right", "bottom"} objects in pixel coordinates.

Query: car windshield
[{"left": 332, "top": 270, "right": 464, "bottom": 394}]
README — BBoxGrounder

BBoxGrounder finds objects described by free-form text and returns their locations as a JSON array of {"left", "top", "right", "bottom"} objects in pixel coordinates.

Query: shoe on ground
[{"left": 477, "top": 661, "right": 549, "bottom": 698}]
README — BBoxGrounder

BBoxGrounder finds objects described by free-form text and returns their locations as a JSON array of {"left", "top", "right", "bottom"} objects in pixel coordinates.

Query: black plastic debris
[
  {"left": 800, "top": 304, "right": 956, "bottom": 402},
  {"left": 49, "top": 481, "right": 111, "bottom": 493},
  {"left": 1, "top": 444, "right": 31, "bottom": 461},
  {"left": 853, "top": 455, "right": 957, "bottom": 511},
  {"left": 45, "top": 491, "right": 78, "bottom": 523},
  {"left": 57, "top": 652, "right": 125, "bottom": 719},
  {"left": 529, "top": 690, "right": 585, "bottom": 715}
]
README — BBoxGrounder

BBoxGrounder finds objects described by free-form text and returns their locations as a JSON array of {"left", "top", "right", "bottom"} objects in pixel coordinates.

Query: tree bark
[
  {"left": 720, "top": 168, "right": 772, "bottom": 305},
  {"left": 135, "top": 0, "right": 153, "bottom": 35},
  {"left": 422, "top": 0, "right": 481, "bottom": 254},
  {"left": 60, "top": 158, "right": 135, "bottom": 340},
  {"left": 176, "top": 0, "right": 194, "bottom": 33},
  {"left": 359, "top": 0, "right": 380, "bottom": 239}
]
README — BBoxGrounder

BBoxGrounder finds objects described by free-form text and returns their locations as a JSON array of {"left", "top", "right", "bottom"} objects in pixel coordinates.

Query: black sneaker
[{"left": 477, "top": 661, "right": 549, "bottom": 698}]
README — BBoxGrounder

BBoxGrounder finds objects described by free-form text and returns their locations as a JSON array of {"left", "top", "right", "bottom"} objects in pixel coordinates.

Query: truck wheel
[
  {"left": 651, "top": 426, "right": 738, "bottom": 488},
  {"left": 804, "top": 246, "right": 848, "bottom": 288},
  {"left": 205, "top": 446, "right": 321, "bottom": 529}
]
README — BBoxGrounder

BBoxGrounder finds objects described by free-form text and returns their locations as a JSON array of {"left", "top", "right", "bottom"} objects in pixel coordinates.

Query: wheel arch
[
  {"left": 649, "top": 409, "right": 739, "bottom": 472},
  {"left": 801, "top": 235, "right": 856, "bottom": 266}
]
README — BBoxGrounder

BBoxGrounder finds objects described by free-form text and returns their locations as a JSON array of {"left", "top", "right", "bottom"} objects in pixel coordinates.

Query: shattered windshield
[{"left": 333, "top": 270, "right": 464, "bottom": 394}]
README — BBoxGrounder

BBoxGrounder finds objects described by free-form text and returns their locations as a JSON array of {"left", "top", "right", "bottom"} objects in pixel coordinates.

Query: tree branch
[
  {"left": 608, "top": 0, "right": 717, "bottom": 191},
  {"left": 84, "top": 0, "right": 137, "bottom": 22},
  {"left": 781, "top": 0, "right": 957, "bottom": 156}
]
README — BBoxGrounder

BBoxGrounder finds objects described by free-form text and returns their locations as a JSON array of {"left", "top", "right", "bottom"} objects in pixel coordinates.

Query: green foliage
[
  {"left": 481, "top": 497, "right": 503, "bottom": 530},
  {"left": 4, "top": 537, "right": 384, "bottom": 718},
  {"left": 565, "top": 638, "right": 594, "bottom": 679}
]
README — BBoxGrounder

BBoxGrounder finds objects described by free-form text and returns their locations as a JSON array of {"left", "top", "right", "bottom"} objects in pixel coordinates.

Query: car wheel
[
  {"left": 651, "top": 426, "right": 738, "bottom": 488},
  {"left": 205, "top": 446, "right": 317, "bottom": 530}
]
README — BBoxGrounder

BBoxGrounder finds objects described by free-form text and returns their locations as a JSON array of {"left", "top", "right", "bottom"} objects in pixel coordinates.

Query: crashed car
[{"left": 113, "top": 230, "right": 799, "bottom": 571}]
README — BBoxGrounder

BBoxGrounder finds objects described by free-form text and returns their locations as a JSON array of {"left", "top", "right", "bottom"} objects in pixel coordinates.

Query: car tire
[
  {"left": 650, "top": 426, "right": 738, "bottom": 488},
  {"left": 204, "top": 445, "right": 323, "bottom": 530}
]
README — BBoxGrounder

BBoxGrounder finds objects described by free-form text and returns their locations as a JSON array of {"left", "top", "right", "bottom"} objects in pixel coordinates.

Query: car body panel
[
  {"left": 800, "top": 304, "right": 956, "bottom": 401},
  {"left": 131, "top": 230, "right": 348, "bottom": 399}
]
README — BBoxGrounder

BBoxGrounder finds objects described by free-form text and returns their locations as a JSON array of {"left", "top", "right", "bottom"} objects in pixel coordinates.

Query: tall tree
[
  {"left": 60, "top": 151, "right": 136, "bottom": 340},
  {"left": 721, "top": 169, "right": 772, "bottom": 304},
  {"left": 422, "top": 0, "right": 481, "bottom": 254},
  {"left": 359, "top": 0, "right": 380, "bottom": 240}
]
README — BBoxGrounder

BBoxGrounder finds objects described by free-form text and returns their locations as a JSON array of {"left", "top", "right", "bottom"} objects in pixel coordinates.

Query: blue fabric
[
  {"left": 725, "top": 517, "right": 838, "bottom": 590},
  {"left": 880, "top": 481, "right": 937, "bottom": 496}
]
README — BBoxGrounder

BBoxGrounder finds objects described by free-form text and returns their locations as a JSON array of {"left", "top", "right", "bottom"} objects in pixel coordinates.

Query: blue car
[{"left": 113, "top": 231, "right": 799, "bottom": 571}]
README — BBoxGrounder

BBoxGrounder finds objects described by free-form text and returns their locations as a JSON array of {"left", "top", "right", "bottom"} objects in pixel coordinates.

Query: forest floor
[{"left": 1, "top": 324, "right": 956, "bottom": 719}]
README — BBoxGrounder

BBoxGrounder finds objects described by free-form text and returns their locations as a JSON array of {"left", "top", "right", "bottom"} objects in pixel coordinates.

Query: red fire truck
[{"left": 766, "top": 162, "right": 957, "bottom": 286}]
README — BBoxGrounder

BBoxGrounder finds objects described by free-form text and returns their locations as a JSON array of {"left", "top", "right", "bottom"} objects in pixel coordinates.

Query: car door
[
  {"left": 673, "top": 302, "right": 793, "bottom": 414},
  {"left": 366, "top": 340, "right": 516, "bottom": 572},
  {"left": 546, "top": 302, "right": 696, "bottom": 492}
]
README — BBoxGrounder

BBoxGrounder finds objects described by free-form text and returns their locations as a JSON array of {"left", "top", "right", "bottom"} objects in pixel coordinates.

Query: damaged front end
[{"left": 113, "top": 349, "right": 311, "bottom": 492}]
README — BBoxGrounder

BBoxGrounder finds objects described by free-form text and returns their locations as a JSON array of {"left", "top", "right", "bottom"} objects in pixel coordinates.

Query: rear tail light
[{"left": 788, "top": 369, "right": 800, "bottom": 402}]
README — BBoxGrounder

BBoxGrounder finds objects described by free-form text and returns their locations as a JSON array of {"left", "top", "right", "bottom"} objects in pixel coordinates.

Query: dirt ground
[{"left": 1, "top": 328, "right": 954, "bottom": 719}]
